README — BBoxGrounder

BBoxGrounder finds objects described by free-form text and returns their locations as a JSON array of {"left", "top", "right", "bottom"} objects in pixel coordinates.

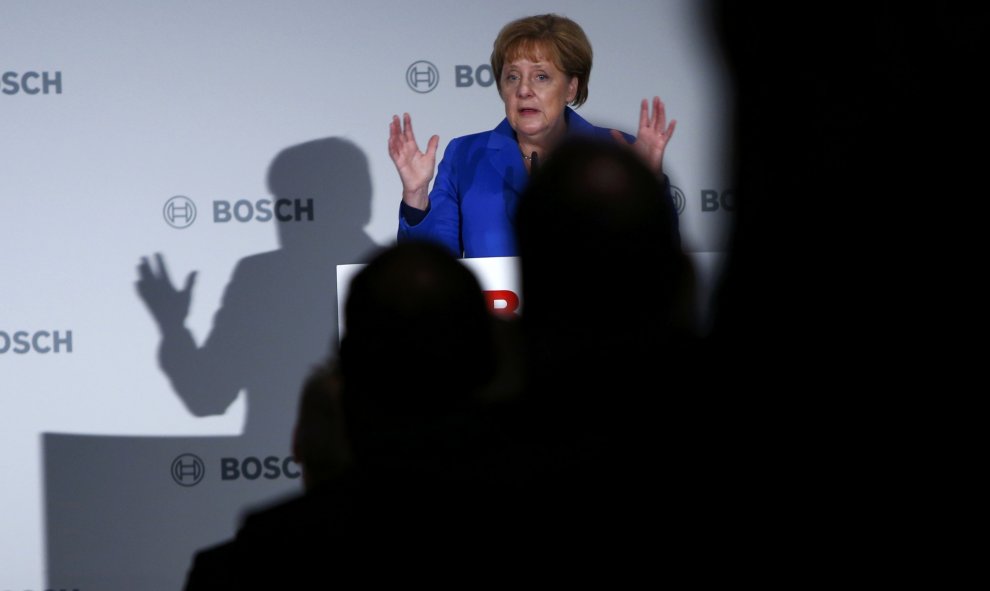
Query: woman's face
[{"left": 500, "top": 53, "right": 578, "bottom": 147}]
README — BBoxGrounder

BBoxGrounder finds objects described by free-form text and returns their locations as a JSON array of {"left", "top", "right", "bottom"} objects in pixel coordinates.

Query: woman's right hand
[{"left": 388, "top": 113, "right": 439, "bottom": 211}]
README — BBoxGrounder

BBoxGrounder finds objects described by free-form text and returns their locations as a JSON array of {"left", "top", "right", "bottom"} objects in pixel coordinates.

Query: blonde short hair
[{"left": 491, "top": 14, "right": 592, "bottom": 107}]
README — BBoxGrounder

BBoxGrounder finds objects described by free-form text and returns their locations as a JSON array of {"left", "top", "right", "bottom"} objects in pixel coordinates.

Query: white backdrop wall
[{"left": 1, "top": 1, "right": 732, "bottom": 588}]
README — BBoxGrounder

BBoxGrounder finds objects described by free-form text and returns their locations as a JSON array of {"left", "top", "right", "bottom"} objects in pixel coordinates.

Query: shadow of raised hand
[{"left": 136, "top": 253, "right": 197, "bottom": 333}]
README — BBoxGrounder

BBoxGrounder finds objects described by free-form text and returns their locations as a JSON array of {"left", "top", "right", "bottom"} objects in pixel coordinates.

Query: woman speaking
[{"left": 389, "top": 13, "right": 677, "bottom": 258}]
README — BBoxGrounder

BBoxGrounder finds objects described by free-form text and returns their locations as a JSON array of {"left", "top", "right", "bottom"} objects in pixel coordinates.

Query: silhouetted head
[
  {"left": 516, "top": 136, "right": 688, "bottom": 367},
  {"left": 291, "top": 363, "right": 350, "bottom": 491},
  {"left": 339, "top": 241, "right": 496, "bottom": 453}
]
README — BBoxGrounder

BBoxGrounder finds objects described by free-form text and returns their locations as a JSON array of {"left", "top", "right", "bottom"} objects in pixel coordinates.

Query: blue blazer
[{"left": 397, "top": 107, "right": 628, "bottom": 258}]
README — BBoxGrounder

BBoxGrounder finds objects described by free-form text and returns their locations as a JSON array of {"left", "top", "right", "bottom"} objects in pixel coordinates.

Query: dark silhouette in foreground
[
  {"left": 504, "top": 137, "right": 697, "bottom": 557},
  {"left": 183, "top": 363, "right": 351, "bottom": 590},
  {"left": 185, "top": 241, "right": 505, "bottom": 586}
]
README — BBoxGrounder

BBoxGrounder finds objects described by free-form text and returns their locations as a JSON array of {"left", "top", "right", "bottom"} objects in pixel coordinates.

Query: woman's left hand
[{"left": 612, "top": 96, "right": 676, "bottom": 175}]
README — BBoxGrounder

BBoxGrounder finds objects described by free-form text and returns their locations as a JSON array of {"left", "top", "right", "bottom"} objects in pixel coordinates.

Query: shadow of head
[{"left": 267, "top": 137, "right": 373, "bottom": 251}]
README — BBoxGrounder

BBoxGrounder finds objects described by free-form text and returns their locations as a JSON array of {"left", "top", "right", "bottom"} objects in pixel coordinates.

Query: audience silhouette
[
  {"left": 516, "top": 136, "right": 693, "bottom": 395},
  {"left": 337, "top": 241, "right": 500, "bottom": 481},
  {"left": 491, "top": 137, "right": 698, "bottom": 563},
  {"left": 184, "top": 241, "right": 506, "bottom": 586},
  {"left": 182, "top": 363, "right": 349, "bottom": 590},
  {"left": 290, "top": 364, "right": 351, "bottom": 491}
]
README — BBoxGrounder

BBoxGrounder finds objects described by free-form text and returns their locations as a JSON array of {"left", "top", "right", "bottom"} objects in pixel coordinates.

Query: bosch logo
[
  {"left": 406, "top": 61, "right": 497, "bottom": 92},
  {"left": 0, "top": 330, "right": 73, "bottom": 354},
  {"left": 213, "top": 199, "right": 314, "bottom": 223},
  {"left": 164, "top": 196, "right": 197, "bottom": 228},
  {"left": 670, "top": 185, "right": 686, "bottom": 216},
  {"left": 701, "top": 189, "right": 736, "bottom": 213},
  {"left": 455, "top": 64, "right": 495, "bottom": 88},
  {"left": 165, "top": 197, "right": 315, "bottom": 226},
  {"left": 1, "top": 70, "right": 62, "bottom": 95},
  {"left": 407, "top": 61, "right": 439, "bottom": 93},
  {"left": 171, "top": 453, "right": 205, "bottom": 487},
  {"left": 221, "top": 456, "right": 301, "bottom": 481}
]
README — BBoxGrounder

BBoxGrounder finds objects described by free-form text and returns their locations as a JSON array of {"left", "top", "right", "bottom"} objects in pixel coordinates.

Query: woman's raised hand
[
  {"left": 611, "top": 96, "right": 676, "bottom": 175},
  {"left": 388, "top": 113, "right": 439, "bottom": 210}
]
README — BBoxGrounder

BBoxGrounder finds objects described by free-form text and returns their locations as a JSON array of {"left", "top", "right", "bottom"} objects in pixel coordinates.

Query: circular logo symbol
[
  {"left": 171, "top": 453, "right": 205, "bottom": 487},
  {"left": 406, "top": 61, "right": 439, "bottom": 93},
  {"left": 670, "top": 185, "right": 686, "bottom": 216},
  {"left": 164, "top": 196, "right": 197, "bottom": 229}
]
